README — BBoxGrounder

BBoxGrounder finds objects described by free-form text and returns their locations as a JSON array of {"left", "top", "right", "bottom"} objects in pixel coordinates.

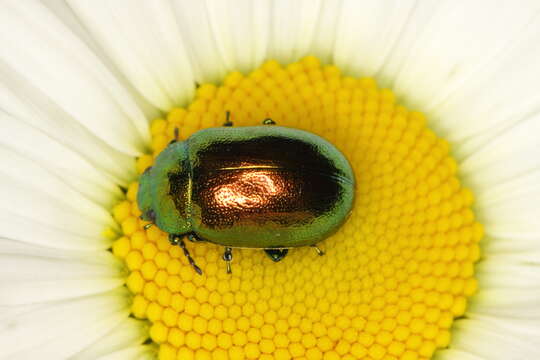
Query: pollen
[{"left": 112, "top": 56, "right": 482, "bottom": 360}]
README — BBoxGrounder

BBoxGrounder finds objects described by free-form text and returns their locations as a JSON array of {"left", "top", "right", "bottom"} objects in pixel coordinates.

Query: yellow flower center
[{"left": 111, "top": 56, "right": 483, "bottom": 360}]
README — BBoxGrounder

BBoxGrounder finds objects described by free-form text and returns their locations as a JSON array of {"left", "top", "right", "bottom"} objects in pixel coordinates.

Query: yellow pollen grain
[{"left": 111, "top": 56, "right": 482, "bottom": 360}]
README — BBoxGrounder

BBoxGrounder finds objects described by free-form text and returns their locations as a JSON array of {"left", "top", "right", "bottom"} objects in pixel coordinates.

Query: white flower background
[{"left": 0, "top": 0, "right": 539, "bottom": 359}]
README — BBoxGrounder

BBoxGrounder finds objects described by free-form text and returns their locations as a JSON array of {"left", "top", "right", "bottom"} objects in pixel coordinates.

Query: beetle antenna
[
  {"left": 223, "top": 247, "right": 233, "bottom": 274},
  {"left": 175, "top": 235, "right": 203, "bottom": 275},
  {"left": 174, "top": 127, "right": 179, "bottom": 141},
  {"left": 311, "top": 245, "right": 325, "bottom": 256},
  {"left": 143, "top": 223, "right": 154, "bottom": 230}
]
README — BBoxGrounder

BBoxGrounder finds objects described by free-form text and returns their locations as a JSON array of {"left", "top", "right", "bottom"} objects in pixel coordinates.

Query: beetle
[{"left": 138, "top": 113, "right": 355, "bottom": 274}]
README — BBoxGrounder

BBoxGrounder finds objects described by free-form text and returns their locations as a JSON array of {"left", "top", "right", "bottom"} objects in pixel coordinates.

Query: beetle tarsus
[
  {"left": 176, "top": 236, "right": 203, "bottom": 275},
  {"left": 262, "top": 118, "right": 276, "bottom": 125},
  {"left": 223, "top": 111, "right": 234, "bottom": 127},
  {"left": 311, "top": 245, "right": 325, "bottom": 256},
  {"left": 143, "top": 223, "right": 154, "bottom": 230},
  {"left": 223, "top": 247, "right": 233, "bottom": 274}
]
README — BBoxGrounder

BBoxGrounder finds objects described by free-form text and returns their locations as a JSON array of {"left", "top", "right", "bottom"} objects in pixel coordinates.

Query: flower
[{"left": 1, "top": 1, "right": 539, "bottom": 360}]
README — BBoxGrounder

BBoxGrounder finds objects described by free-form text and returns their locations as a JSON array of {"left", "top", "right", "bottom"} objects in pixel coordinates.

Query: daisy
[{"left": 1, "top": 1, "right": 539, "bottom": 359}]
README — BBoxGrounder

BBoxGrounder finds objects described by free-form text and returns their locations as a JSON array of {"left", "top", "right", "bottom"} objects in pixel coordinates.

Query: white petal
[
  {"left": 267, "top": 0, "right": 324, "bottom": 64},
  {"left": 459, "top": 118, "right": 540, "bottom": 256},
  {"left": 0, "top": 178, "right": 111, "bottom": 241},
  {"left": 434, "top": 349, "right": 484, "bottom": 360},
  {"left": 68, "top": 0, "right": 195, "bottom": 110},
  {"left": 470, "top": 287, "right": 540, "bottom": 319},
  {"left": 171, "top": 0, "right": 228, "bottom": 83},
  {"left": 474, "top": 171, "right": 540, "bottom": 253},
  {"left": 476, "top": 258, "right": 540, "bottom": 290},
  {"left": 333, "top": 0, "right": 418, "bottom": 77},
  {"left": 0, "top": 288, "right": 130, "bottom": 359},
  {"left": 335, "top": 0, "right": 540, "bottom": 146},
  {"left": 41, "top": 0, "right": 162, "bottom": 121},
  {"left": 0, "top": 116, "right": 119, "bottom": 244},
  {"left": 266, "top": 0, "right": 345, "bottom": 64},
  {"left": 387, "top": 0, "right": 540, "bottom": 142},
  {"left": 0, "top": 110, "right": 124, "bottom": 208},
  {"left": 96, "top": 346, "right": 156, "bottom": 360},
  {"left": 0, "top": 75, "right": 136, "bottom": 190},
  {"left": 205, "top": 0, "right": 270, "bottom": 73},
  {"left": 0, "top": 246, "right": 125, "bottom": 281},
  {"left": 0, "top": 238, "right": 107, "bottom": 257},
  {"left": 0, "top": 0, "right": 149, "bottom": 155},
  {"left": 0, "top": 214, "right": 110, "bottom": 251},
  {"left": 73, "top": 318, "right": 149, "bottom": 360},
  {"left": 0, "top": 244, "right": 124, "bottom": 305},
  {"left": 449, "top": 318, "right": 540, "bottom": 359},
  {"left": 460, "top": 114, "right": 540, "bottom": 192},
  {"left": 0, "top": 146, "right": 114, "bottom": 226},
  {"left": 310, "top": 0, "right": 343, "bottom": 63},
  {"left": 174, "top": 0, "right": 342, "bottom": 83},
  {"left": 0, "top": 278, "right": 123, "bottom": 307}
]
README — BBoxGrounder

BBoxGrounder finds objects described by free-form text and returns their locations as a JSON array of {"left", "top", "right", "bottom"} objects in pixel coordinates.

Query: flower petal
[
  {"left": 41, "top": 0, "right": 163, "bottom": 121},
  {"left": 386, "top": 0, "right": 540, "bottom": 143},
  {"left": 333, "top": 0, "right": 540, "bottom": 147},
  {"left": 67, "top": 0, "right": 195, "bottom": 111},
  {"left": 0, "top": 213, "right": 110, "bottom": 251},
  {"left": 435, "top": 349, "right": 490, "bottom": 360},
  {"left": 333, "top": 0, "right": 418, "bottom": 76},
  {"left": 0, "top": 0, "right": 149, "bottom": 155},
  {"left": 0, "top": 146, "right": 115, "bottom": 225},
  {"left": 0, "top": 77, "right": 136, "bottom": 190},
  {"left": 433, "top": 349, "right": 492, "bottom": 360},
  {"left": 267, "top": 0, "right": 324, "bottom": 64},
  {"left": 460, "top": 115, "right": 540, "bottom": 191},
  {"left": 172, "top": 0, "right": 342, "bottom": 83},
  {"left": 204, "top": 0, "right": 270, "bottom": 73},
  {"left": 0, "top": 289, "right": 130, "bottom": 359},
  {"left": 171, "top": 0, "right": 228, "bottom": 83},
  {"left": 310, "top": 0, "right": 343, "bottom": 63},
  {"left": 0, "top": 174, "right": 113, "bottom": 241},
  {"left": 448, "top": 318, "right": 540, "bottom": 358},
  {"left": 0, "top": 242, "right": 124, "bottom": 305},
  {"left": 95, "top": 346, "right": 156, "bottom": 360},
  {"left": 463, "top": 120, "right": 540, "bottom": 252},
  {"left": 71, "top": 318, "right": 149, "bottom": 360}
]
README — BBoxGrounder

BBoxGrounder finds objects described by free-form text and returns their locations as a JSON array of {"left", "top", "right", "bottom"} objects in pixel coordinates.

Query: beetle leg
[
  {"left": 262, "top": 118, "right": 276, "bottom": 125},
  {"left": 311, "top": 245, "right": 325, "bottom": 256},
  {"left": 223, "top": 111, "right": 234, "bottom": 127},
  {"left": 264, "top": 248, "right": 288, "bottom": 262},
  {"left": 170, "top": 234, "right": 203, "bottom": 275},
  {"left": 222, "top": 247, "right": 233, "bottom": 274}
]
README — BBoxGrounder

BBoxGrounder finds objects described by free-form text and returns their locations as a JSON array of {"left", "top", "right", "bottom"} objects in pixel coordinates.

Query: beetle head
[
  {"left": 137, "top": 141, "right": 192, "bottom": 235},
  {"left": 138, "top": 165, "right": 156, "bottom": 222}
]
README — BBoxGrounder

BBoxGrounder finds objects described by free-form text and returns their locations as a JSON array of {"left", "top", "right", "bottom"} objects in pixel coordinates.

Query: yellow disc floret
[{"left": 111, "top": 56, "right": 482, "bottom": 360}]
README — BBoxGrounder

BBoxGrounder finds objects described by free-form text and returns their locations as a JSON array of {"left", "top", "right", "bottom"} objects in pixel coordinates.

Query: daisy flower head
[{"left": 1, "top": 1, "right": 539, "bottom": 360}]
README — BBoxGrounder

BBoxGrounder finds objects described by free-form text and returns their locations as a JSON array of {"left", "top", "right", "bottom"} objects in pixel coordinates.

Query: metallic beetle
[{"left": 138, "top": 117, "right": 355, "bottom": 274}]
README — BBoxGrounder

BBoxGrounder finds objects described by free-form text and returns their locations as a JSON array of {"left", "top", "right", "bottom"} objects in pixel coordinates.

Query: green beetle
[{"left": 138, "top": 115, "right": 355, "bottom": 274}]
